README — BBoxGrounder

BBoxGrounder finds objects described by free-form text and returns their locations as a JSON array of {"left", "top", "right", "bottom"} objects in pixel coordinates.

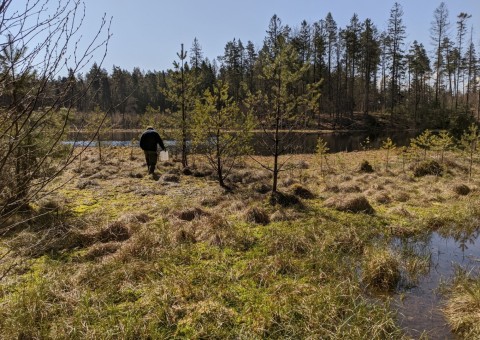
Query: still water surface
[
  {"left": 392, "top": 232, "right": 480, "bottom": 339},
  {"left": 67, "top": 130, "right": 418, "bottom": 154}
]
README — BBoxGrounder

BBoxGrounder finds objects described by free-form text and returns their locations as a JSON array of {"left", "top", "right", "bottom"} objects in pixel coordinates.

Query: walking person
[{"left": 139, "top": 126, "right": 166, "bottom": 175}]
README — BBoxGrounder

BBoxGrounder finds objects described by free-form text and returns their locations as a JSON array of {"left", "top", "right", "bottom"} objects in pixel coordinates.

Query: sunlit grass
[
  {"left": 442, "top": 268, "right": 480, "bottom": 338},
  {"left": 1, "top": 146, "right": 480, "bottom": 337}
]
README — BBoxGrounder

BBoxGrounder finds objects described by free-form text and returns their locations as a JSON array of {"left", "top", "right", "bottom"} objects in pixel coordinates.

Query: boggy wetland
[
  {"left": 1, "top": 143, "right": 480, "bottom": 339},
  {"left": 2, "top": 0, "right": 480, "bottom": 338}
]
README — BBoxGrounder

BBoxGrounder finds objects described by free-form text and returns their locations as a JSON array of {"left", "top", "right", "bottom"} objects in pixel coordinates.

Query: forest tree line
[
  {"left": 65, "top": 2, "right": 480, "bottom": 130},
  {"left": 3, "top": 2, "right": 480, "bottom": 131}
]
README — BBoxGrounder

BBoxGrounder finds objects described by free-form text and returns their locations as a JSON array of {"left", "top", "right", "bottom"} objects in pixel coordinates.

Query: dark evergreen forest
[{"left": 26, "top": 3, "right": 480, "bottom": 130}]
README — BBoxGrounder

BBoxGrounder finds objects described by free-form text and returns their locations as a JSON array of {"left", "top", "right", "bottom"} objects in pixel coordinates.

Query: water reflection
[
  {"left": 66, "top": 130, "right": 419, "bottom": 154},
  {"left": 391, "top": 232, "right": 480, "bottom": 339}
]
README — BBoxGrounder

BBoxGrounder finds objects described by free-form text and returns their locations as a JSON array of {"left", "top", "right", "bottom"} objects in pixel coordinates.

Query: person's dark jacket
[{"left": 140, "top": 129, "right": 165, "bottom": 151}]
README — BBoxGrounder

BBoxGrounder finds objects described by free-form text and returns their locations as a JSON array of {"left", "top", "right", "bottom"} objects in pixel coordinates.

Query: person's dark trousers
[{"left": 144, "top": 150, "right": 158, "bottom": 174}]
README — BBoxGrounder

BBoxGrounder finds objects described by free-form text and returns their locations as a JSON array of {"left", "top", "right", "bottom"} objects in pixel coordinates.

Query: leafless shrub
[{"left": 0, "top": 0, "right": 111, "bottom": 228}]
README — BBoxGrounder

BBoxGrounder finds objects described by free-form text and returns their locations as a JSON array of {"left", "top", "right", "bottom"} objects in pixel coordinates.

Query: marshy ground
[{"left": 1, "top": 146, "right": 480, "bottom": 339}]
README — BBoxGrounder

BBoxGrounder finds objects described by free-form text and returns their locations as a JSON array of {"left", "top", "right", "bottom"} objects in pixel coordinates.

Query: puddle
[{"left": 391, "top": 231, "right": 480, "bottom": 339}]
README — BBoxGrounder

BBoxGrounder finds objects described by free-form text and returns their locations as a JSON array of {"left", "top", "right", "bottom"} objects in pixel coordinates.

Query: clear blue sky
[{"left": 12, "top": 0, "right": 480, "bottom": 73}]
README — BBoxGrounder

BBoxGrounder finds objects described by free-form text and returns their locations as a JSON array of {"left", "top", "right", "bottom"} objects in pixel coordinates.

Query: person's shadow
[{"left": 151, "top": 173, "right": 160, "bottom": 181}]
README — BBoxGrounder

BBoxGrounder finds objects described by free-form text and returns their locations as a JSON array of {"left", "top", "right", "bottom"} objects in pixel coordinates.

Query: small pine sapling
[
  {"left": 315, "top": 137, "right": 330, "bottom": 177},
  {"left": 460, "top": 123, "right": 479, "bottom": 179},
  {"left": 381, "top": 137, "right": 396, "bottom": 171},
  {"left": 410, "top": 130, "right": 434, "bottom": 160},
  {"left": 192, "top": 82, "right": 253, "bottom": 188},
  {"left": 432, "top": 130, "right": 454, "bottom": 163}
]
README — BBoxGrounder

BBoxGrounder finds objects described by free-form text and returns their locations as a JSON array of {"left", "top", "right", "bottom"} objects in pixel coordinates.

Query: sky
[{"left": 11, "top": 0, "right": 480, "bottom": 73}]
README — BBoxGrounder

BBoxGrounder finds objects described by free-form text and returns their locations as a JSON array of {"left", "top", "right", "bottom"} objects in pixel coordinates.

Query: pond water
[
  {"left": 391, "top": 231, "right": 480, "bottom": 339},
  {"left": 66, "top": 130, "right": 418, "bottom": 154}
]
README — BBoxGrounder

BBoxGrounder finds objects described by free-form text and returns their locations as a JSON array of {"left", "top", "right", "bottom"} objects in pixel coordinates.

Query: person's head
[{"left": 146, "top": 126, "right": 154, "bottom": 131}]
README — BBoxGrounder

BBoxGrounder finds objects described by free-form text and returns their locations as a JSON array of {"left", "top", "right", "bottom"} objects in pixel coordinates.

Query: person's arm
[
  {"left": 156, "top": 132, "right": 166, "bottom": 151},
  {"left": 139, "top": 133, "right": 146, "bottom": 150}
]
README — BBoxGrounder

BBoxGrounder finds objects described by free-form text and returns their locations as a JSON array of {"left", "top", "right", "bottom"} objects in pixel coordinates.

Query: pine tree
[
  {"left": 163, "top": 44, "right": 198, "bottom": 168},
  {"left": 325, "top": 13, "right": 337, "bottom": 115},
  {"left": 219, "top": 38, "right": 244, "bottom": 101},
  {"left": 455, "top": 12, "right": 471, "bottom": 108},
  {"left": 431, "top": 2, "right": 450, "bottom": 105},
  {"left": 192, "top": 82, "right": 253, "bottom": 188},
  {"left": 190, "top": 37, "right": 204, "bottom": 73},
  {"left": 244, "top": 41, "right": 258, "bottom": 93},
  {"left": 343, "top": 14, "right": 362, "bottom": 116},
  {"left": 386, "top": 2, "right": 406, "bottom": 114},
  {"left": 360, "top": 18, "right": 380, "bottom": 114},
  {"left": 249, "top": 19, "right": 321, "bottom": 196},
  {"left": 407, "top": 41, "right": 431, "bottom": 124},
  {"left": 465, "top": 30, "right": 477, "bottom": 108}
]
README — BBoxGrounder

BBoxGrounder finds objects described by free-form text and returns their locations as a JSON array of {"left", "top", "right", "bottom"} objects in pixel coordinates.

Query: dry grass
[
  {"left": 443, "top": 270, "right": 480, "bottom": 338},
  {"left": 2, "top": 146, "right": 480, "bottom": 338},
  {"left": 362, "top": 248, "right": 401, "bottom": 291}
]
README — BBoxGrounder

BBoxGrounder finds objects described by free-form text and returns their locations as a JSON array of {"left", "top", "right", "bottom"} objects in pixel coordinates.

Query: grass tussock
[
  {"left": 244, "top": 206, "right": 270, "bottom": 225},
  {"left": 452, "top": 183, "right": 471, "bottom": 196},
  {"left": 443, "top": 270, "right": 480, "bottom": 338},
  {"left": 175, "top": 207, "right": 208, "bottom": 221},
  {"left": 290, "top": 183, "right": 316, "bottom": 199},
  {"left": 413, "top": 160, "right": 443, "bottom": 177},
  {"left": 362, "top": 248, "right": 401, "bottom": 291},
  {"left": 324, "top": 194, "right": 375, "bottom": 214},
  {"left": 359, "top": 160, "right": 374, "bottom": 173},
  {"left": 269, "top": 191, "right": 301, "bottom": 207},
  {"left": 98, "top": 221, "right": 131, "bottom": 243}
]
